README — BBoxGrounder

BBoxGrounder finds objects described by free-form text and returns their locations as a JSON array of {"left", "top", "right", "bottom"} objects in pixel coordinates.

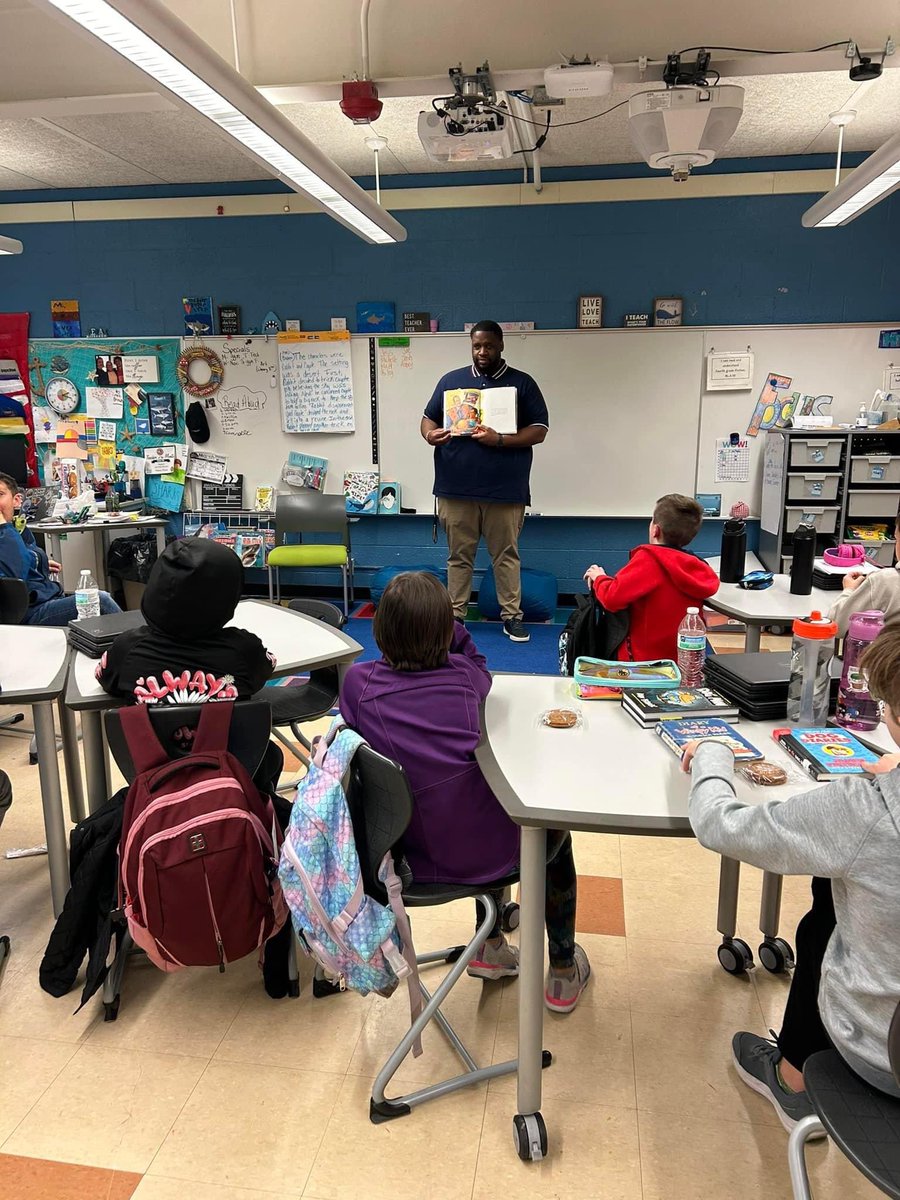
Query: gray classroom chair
[
  {"left": 266, "top": 493, "right": 354, "bottom": 615},
  {"left": 789, "top": 1001, "right": 900, "bottom": 1199},
  {"left": 0, "top": 578, "right": 33, "bottom": 746}
]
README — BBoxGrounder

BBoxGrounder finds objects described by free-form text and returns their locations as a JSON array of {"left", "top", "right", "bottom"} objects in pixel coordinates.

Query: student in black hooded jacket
[{"left": 96, "top": 536, "right": 275, "bottom": 703}]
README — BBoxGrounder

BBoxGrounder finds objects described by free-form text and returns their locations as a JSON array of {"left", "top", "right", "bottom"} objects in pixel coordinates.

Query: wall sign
[{"left": 577, "top": 295, "right": 603, "bottom": 329}]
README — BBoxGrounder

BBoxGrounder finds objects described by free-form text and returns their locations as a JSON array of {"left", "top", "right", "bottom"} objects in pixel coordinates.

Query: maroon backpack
[{"left": 118, "top": 702, "right": 286, "bottom": 973}]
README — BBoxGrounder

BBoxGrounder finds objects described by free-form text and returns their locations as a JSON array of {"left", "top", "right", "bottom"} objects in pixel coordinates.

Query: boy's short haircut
[
  {"left": 653, "top": 493, "right": 704, "bottom": 548},
  {"left": 373, "top": 571, "right": 455, "bottom": 672},
  {"left": 0, "top": 472, "right": 20, "bottom": 495},
  {"left": 860, "top": 623, "right": 900, "bottom": 714}
]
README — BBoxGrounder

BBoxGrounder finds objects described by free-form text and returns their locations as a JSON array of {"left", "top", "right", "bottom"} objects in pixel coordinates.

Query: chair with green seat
[{"left": 267, "top": 493, "right": 354, "bottom": 614}]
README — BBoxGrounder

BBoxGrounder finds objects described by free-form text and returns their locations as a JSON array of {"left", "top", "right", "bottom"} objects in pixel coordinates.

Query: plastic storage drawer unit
[
  {"left": 847, "top": 491, "right": 900, "bottom": 518},
  {"left": 846, "top": 538, "right": 896, "bottom": 567},
  {"left": 850, "top": 456, "right": 900, "bottom": 484},
  {"left": 786, "top": 472, "right": 841, "bottom": 502},
  {"left": 784, "top": 507, "right": 839, "bottom": 534},
  {"left": 789, "top": 438, "right": 844, "bottom": 468}
]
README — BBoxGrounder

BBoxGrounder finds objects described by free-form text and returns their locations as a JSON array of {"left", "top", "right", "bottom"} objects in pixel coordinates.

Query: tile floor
[{"left": 0, "top": 631, "right": 885, "bottom": 1198}]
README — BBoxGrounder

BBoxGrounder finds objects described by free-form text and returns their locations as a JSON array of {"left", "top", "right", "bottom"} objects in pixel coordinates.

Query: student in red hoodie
[{"left": 583, "top": 493, "right": 719, "bottom": 661}]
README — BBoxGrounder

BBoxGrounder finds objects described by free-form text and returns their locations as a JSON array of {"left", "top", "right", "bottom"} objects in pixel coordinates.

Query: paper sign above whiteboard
[
  {"left": 121, "top": 356, "right": 159, "bottom": 384},
  {"left": 706, "top": 351, "right": 754, "bottom": 391},
  {"left": 85, "top": 386, "right": 124, "bottom": 419}
]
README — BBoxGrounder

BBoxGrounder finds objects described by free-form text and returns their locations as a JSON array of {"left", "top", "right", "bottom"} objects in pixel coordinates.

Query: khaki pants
[{"left": 437, "top": 497, "right": 526, "bottom": 621}]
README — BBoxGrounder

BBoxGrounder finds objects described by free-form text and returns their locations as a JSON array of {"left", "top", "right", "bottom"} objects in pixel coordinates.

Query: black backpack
[{"left": 558, "top": 592, "right": 630, "bottom": 676}]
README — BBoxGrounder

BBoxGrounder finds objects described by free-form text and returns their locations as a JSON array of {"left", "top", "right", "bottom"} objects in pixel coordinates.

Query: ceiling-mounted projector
[
  {"left": 418, "top": 109, "right": 515, "bottom": 161},
  {"left": 628, "top": 85, "right": 744, "bottom": 181},
  {"left": 544, "top": 59, "right": 614, "bottom": 99}
]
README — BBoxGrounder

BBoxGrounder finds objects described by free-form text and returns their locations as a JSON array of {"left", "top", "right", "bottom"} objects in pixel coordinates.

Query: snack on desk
[
  {"left": 739, "top": 760, "right": 788, "bottom": 786},
  {"left": 540, "top": 708, "right": 580, "bottom": 729},
  {"left": 574, "top": 657, "right": 680, "bottom": 689}
]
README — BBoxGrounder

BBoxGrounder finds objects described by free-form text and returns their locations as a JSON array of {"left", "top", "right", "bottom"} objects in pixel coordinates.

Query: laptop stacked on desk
[
  {"left": 704, "top": 652, "right": 841, "bottom": 721},
  {"left": 67, "top": 610, "right": 145, "bottom": 658}
]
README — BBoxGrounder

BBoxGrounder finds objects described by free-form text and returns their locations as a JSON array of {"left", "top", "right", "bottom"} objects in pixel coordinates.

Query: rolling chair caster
[
  {"left": 500, "top": 901, "right": 520, "bottom": 932},
  {"left": 717, "top": 937, "right": 754, "bottom": 975},
  {"left": 758, "top": 937, "right": 795, "bottom": 974}
]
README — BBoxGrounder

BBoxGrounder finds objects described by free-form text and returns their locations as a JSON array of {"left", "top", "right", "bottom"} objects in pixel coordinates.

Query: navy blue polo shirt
[{"left": 423, "top": 361, "right": 549, "bottom": 504}]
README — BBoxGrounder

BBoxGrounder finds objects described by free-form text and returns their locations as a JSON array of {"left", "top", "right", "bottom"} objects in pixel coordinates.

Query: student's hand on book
[
  {"left": 472, "top": 425, "right": 501, "bottom": 446},
  {"left": 842, "top": 571, "right": 866, "bottom": 592},
  {"left": 426, "top": 427, "right": 452, "bottom": 445},
  {"left": 680, "top": 739, "right": 710, "bottom": 773},
  {"left": 867, "top": 752, "right": 900, "bottom": 775},
  {"left": 583, "top": 565, "right": 605, "bottom": 584}
]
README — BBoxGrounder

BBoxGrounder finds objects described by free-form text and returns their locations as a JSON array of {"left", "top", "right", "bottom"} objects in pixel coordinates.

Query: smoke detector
[{"left": 628, "top": 85, "right": 744, "bottom": 181}]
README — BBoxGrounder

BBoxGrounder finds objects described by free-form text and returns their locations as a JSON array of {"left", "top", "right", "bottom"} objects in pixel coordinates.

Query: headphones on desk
[{"left": 737, "top": 570, "right": 774, "bottom": 590}]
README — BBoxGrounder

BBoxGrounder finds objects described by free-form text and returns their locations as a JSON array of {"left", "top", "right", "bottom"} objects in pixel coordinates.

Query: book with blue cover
[
  {"left": 775, "top": 727, "right": 881, "bottom": 780},
  {"left": 655, "top": 717, "right": 763, "bottom": 761}
]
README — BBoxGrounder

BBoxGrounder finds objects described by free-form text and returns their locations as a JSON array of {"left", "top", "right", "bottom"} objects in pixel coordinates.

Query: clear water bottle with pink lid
[{"left": 835, "top": 609, "right": 885, "bottom": 731}]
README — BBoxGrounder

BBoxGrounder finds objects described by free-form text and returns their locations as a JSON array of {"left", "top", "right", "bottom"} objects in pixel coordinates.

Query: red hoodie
[{"left": 591, "top": 544, "right": 720, "bottom": 662}]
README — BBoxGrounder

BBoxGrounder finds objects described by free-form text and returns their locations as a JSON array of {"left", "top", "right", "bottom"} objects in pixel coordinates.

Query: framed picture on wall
[
  {"left": 653, "top": 297, "right": 683, "bottom": 327},
  {"left": 577, "top": 295, "right": 603, "bottom": 328}
]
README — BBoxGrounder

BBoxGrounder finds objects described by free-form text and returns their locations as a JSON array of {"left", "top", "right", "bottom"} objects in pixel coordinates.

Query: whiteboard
[
  {"left": 186, "top": 336, "right": 374, "bottom": 503},
  {"left": 695, "top": 324, "right": 893, "bottom": 517},
  {"left": 375, "top": 330, "right": 705, "bottom": 517}
]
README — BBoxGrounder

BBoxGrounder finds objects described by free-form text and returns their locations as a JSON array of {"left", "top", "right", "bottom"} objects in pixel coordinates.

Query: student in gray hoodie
[{"left": 682, "top": 624, "right": 900, "bottom": 1133}]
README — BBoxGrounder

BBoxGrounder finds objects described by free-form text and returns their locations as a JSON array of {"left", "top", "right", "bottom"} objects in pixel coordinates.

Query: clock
[{"left": 45, "top": 376, "right": 80, "bottom": 415}]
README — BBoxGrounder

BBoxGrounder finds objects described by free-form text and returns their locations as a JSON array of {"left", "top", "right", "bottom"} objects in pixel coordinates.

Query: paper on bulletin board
[
  {"left": 715, "top": 438, "right": 750, "bottom": 483},
  {"left": 162, "top": 443, "right": 187, "bottom": 485},
  {"left": 122, "top": 454, "right": 145, "bottom": 492},
  {"left": 85, "top": 386, "right": 124, "bottom": 419},
  {"left": 706, "top": 351, "right": 754, "bottom": 391},
  {"left": 121, "top": 356, "right": 159, "bottom": 384},
  {"left": 97, "top": 420, "right": 117, "bottom": 443},
  {"left": 56, "top": 419, "right": 88, "bottom": 460},
  {"left": 144, "top": 444, "right": 175, "bottom": 475},
  {"left": 97, "top": 441, "right": 116, "bottom": 470},
  {"left": 32, "top": 406, "right": 56, "bottom": 442},
  {"left": 146, "top": 475, "right": 184, "bottom": 512},
  {"left": 186, "top": 449, "right": 227, "bottom": 484}
]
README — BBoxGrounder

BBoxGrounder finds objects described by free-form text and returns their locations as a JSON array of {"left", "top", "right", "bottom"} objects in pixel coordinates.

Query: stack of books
[
  {"left": 811, "top": 557, "right": 879, "bottom": 591},
  {"left": 655, "top": 717, "right": 763, "bottom": 761},
  {"left": 622, "top": 685, "right": 739, "bottom": 728},
  {"left": 67, "top": 610, "right": 144, "bottom": 658},
  {"left": 704, "top": 651, "right": 841, "bottom": 721},
  {"left": 773, "top": 727, "right": 881, "bottom": 780}
]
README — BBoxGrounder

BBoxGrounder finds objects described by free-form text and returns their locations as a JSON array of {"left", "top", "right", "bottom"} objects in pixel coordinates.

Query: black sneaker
[
  {"left": 731, "top": 1032, "right": 824, "bottom": 1135},
  {"left": 503, "top": 618, "right": 530, "bottom": 643}
]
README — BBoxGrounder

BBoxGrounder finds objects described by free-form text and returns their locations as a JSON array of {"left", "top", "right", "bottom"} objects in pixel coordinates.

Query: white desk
[
  {"left": 66, "top": 599, "right": 364, "bottom": 811},
  {"left": 475, "top": 673, "right": 826, "bottom": 1161},
  {"left": 30, "top": 515, "right": 167, "bottom": 591},
  {"left": 707, "top": 569, "right": 833, "bottom": 652},
  {"left": 0, "top": 627, "right": 79, "bottom": 915}
]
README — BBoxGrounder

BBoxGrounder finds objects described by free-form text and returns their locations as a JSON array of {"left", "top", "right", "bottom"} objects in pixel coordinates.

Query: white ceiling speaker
[
  {"left": 0, "top": 234, "right": 23, "bottom": 255},
  {"left": 628, "top": 86, "right": 745, "bottom": 181}
]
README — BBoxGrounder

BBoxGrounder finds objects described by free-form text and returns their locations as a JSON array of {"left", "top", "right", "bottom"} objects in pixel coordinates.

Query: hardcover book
[
  {"left": 655, "top": 718, "right": 763, "bottom": 761},
  {"left": 623, "top": 686, "right": 739, "bottom": 726},
  {"left": 443, "top": 387, "right": 517, "bottom": 436},
  {"left": 775, "top": 727, "right": 880, "bottom": 780}
]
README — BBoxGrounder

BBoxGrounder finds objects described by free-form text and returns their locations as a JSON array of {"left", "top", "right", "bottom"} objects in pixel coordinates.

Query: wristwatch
[{"left": 496, "top": 433, "right": 505, "bottom": 448}]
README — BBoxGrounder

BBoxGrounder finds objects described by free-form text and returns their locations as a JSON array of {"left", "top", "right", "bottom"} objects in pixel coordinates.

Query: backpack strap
[
  {"left": 190, "top": 701, "right": 234, "bottom": 753},
  {"left": 119, "top": 705, "right": 171, "bottom": 775},
  {"left": 380, "top": 853, "right": 424, "bottom": 1058}
]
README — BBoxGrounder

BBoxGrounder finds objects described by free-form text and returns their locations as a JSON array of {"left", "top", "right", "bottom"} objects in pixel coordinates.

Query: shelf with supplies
[{"left": 760, "top": 428, "right": 900, "bottom": 573}]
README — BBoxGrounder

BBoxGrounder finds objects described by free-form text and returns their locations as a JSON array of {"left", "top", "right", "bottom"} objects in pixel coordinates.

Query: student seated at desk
[
  {"left": 339, "top": 571, "right": 591, "bottom": 1012},
  {"left": 682, "top": 623, "right": 900, "bottom": 1131},
  {"left": 583, "top": 493, "right": 719, "bottom": 661},
  {"left": 0, "top": 472, "right": 119, "bottom": 625},
  {"left": 828, "top": 511, "right": 900, "bottom": 634}
]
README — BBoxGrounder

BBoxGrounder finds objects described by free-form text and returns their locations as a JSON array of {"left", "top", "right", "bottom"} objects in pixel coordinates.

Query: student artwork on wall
[
  {"left": 50, "top": 299, "right": 81, "bottom": 338},
  {"left": 85, "top": 386, "right": 124, "bottom": 419},
  {"left": 746, "top": 372, "right": 793, "bottom": 437},
  {"left": 148, "top": 392, "right": 177, "bottom": 437}
]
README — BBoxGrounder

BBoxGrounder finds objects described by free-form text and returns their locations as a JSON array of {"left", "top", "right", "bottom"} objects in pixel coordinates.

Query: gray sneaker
[
  {"left": 503, "top": 618, "right": 531, "bottom": 643},
  {"left": 545, "top": 944, "right": 591, "bottom": 1013},
  {"left": 731, "top": 1032, "right": 825, "bottom": 1135}
]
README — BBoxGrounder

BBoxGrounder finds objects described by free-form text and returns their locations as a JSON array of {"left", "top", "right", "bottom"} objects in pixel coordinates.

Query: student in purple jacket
[{"left": 340, "top": 572, "right": 591, "bottom": 1012}]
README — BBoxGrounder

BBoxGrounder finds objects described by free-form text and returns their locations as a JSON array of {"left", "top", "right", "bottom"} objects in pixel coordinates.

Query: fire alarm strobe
[{"left": 340, "top": 80, "right": 383, "bottom": 124}]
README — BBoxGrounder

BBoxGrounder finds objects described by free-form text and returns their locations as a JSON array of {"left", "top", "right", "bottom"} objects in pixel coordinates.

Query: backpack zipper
[{"left": 203, "top": 868, "right": 227, "bottom": 972}]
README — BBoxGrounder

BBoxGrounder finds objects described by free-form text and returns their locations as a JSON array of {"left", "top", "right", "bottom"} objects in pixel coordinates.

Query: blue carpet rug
[{"left": 346, "top": 618, "right": 560, "bottom": 675}]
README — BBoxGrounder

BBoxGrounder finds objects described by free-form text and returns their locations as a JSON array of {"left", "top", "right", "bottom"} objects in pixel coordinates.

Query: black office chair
[
  {"left": 256, "top": 599, "right": 345, "bottom": 786},
  {"left": 0, "top": 578, "right": 32, "bottom": 745},
  {"left": 788, "top": 1001, "right": 900, "bottom": 1198},
  {"left": 342, "top": 743, "right": 544, "bottom": 1127},
  {"left": 100, "top": 700, "right": 299, "bottom": 1021}
]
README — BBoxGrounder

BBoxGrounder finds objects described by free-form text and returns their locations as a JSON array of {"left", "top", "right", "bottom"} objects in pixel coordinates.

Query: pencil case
[{"left": 573, "top": 657, "right": 681, "bottom": 689}]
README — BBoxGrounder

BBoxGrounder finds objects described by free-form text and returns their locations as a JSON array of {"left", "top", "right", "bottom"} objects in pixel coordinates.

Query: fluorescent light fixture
[
  {"left": 36, "top": 0, "right": 406, "bottom": 245},
  {"left": 0, "top": 234, "right": 23, "bottom": 255},
  {"left": 803, "top": 129, "right": 900, "bottom": 227}
]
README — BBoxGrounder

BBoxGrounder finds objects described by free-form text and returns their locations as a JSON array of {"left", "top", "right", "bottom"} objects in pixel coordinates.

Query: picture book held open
[{"left": 443, "top": 387, "right": 517, "bottom": 436}]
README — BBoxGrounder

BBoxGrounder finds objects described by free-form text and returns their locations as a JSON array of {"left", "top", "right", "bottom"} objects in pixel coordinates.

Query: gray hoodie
[{"left": 690, "top": 740, "right": 900, "bottom": 1093}]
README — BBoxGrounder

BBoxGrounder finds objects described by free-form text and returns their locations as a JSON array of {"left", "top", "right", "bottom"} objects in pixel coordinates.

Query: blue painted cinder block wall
[{"left": 0, "top": 160, "right": 895, "bottom": 596}]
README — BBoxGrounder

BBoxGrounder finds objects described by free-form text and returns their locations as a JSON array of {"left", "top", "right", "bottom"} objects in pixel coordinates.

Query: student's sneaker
[
  {"left": 503, "top": 618, "right": 531, "bottom": 643},
  {"left": 731, "top": 1032, "right": 825, "bottom": 1135},
  {"left": 467, "top": 935, "right": 520, "bottom": 981},
  {"left": 545, "top": 944, "right": 591, "bottom": 1013}
]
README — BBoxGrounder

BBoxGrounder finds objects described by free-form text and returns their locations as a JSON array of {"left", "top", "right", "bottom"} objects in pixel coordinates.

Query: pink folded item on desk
[{"left": 823, "top": 544, "right": 866, "bottom": 569}]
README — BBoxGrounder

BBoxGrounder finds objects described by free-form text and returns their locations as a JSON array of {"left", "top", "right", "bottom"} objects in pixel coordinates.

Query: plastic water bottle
[
  {"left": 836, "top": 609, "right": 884, "bottom": 731},
  {"left": 74, "top": 569, "right": 101, "bottom": 620},
  {"left": 677, "top": 607, "right": 707, "bottom": 686},
  {"left": 787, "top": 611, "right": 837, "bottom": 726}
]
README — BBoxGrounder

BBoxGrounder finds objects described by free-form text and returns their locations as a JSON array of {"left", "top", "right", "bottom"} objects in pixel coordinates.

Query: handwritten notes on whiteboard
[
  {"left": 218, "top": 385, "right": 268, "bottom": 437},
  {"left": 278, "top": 332, "right": 355, "bottom": 433}
]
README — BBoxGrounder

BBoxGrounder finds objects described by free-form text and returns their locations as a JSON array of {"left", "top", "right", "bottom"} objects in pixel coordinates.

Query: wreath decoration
[{"left": 176, "top": 344, "right": 224, "bottom": 398}]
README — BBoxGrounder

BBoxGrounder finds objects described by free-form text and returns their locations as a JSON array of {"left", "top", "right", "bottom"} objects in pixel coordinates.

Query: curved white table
[
  {"left": 707, "top": 573, "right": 833, "bottom": 651},
  {"left": 475, "top": 673, "right": 827, "bottom": 1161},
  {"left": 66, "top": 599, "right": 364, "bottom": 811}
]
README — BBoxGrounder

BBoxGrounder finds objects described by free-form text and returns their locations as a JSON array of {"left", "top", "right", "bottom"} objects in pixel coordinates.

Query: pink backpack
[{"left": 118, "top": 702, "right": 286, "bottom": 972}]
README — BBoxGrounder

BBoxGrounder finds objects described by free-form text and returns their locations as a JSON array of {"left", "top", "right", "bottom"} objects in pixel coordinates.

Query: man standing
[{"left": 421, "top": 321, "right": 549, "bottom": 643}]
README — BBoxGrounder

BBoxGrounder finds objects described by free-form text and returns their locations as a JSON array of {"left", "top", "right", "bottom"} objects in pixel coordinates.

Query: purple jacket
[{"left": 339, "top": 624, "right": 520, "bottom": 885}]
